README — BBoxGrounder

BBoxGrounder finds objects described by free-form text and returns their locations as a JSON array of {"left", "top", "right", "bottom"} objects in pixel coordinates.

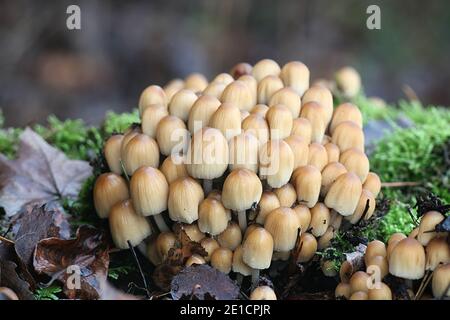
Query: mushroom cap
[
  {"left": 293, "top": 204, "right": 312, "bottom": 233},
  {"left": 121, "top": 124, "right": 142, "bottom": 158},
  {"left": 251, "top": 104, "right": 269, "bottom": 118},
  {"left": 168, "top": 89, "right": 198, "bottom": 121},
  {"left": 163, "top": 78, "right": 184, "bottom": 101},
  {"left": 185, "top": 254, "right": 206, "bottom": 267},
  {"left": 104, "top": 134, "right": 124, "bottom": 174},
  {"left": 335, "top": 67, "right": 362, "bottom": 98},
  {"left": 242, "top": 114, "right": 270, "bottom": 146},
  {"left": 432, "top": 263, "right": 450, "bottom": 298},
  {"left": 346, "top": 189, "right": 375, "bottom": 224},
  {"left": 309, "top": 203, "right": 331, "bottom": 237},
  {"left": 366, "top": 255, "right": 389, "bottom": 279},
  {"left": 300, "top": 102, "right": 327, "bottom": 143},
  {"left": 339, "top": 148, "right": 370, "bottom": 182},
  {"left": 320, "top": 162, "right": 347, "bottom": 197},
  {"left": 252, "top": 59, "right": 281, "bottom": 82},
  {"left": 324, "top": 142, "right": 340, "bottom": 164},
  {"left": 291, "top": 117, "right": 312, "bottom": 144},
  {"left": 230, "top": 62, "right": 253, "bottom": 79},
  {"left": 222, "top": 168, "right": 263, "bottom": 211},
  {"left": 198, "top": 198, "right": 231, "bottom": 236},
  {"left": 368, "top": 282, "right": 392, "bottom": 300},
  {"left": 182, "top": 223, "right": 206, "bottom": 242},
  {"left": 259, "top": 139, "right": 294, "bottom": 188},
  {"left": 211, "top": 247, "right": 233, "bottom": 274},
  {"left": 280, "top": 61, "right": 310, "bottom": 96},
  {"left": 318, "top": 226, "right": 336, "bottom": 250},
  {"left": 324, "top": 172, "right": 362, "bottom": 216},
  {"left": 130, "top": 167, "right": 169, "bottom": 217},
  {"left": 330, "top": 210, "right": 343, "bottom": 230},
  {"left": 266, "top": 104, "right": 293, "bottom": 140},
  {"left": 349, "top": 271, "right": 370, "bottom": 293},
  {"left": 273, "top": 183, "right": 297, "bottom": 208},
  {"left": 141, "top": 104, "right": 169, "bottom": 138},
  {"left": 269, "top": 87, "right": 301, "bottom": 118},
  {"left": 295, "top": 232, "right": 317, "bottom": 263},
  {"left": 168, "top": 177, "right": 205, "bottom": 224},
  {"left": 203, "top": 82, "right": 227, "bottom": 99},
  {"left": 109, "top": 200, "right": 151, "bottom": 249},
  {"left": 200, "top": 237, "right": 220, "bottom": 262},
  {"left": 217, "top": 221, "right": 242, "bottom": 250},
  {"left": 256, "top": 191, "right": 281, "bottom": 225},
  {"left": 349, "top": 291, "right": 368, "bottom": 300},
  {"left": 228, "top": 132, "right": 259, "bottom": 173},
  {"left": 294, "top": 165, "right": 322, "bottom": 208},
  {"left": 213, "top": 73, "right": 234, "bottom": 85},
  {"left": 331, "top": 121, "right": 365, "bottom": 152},
  {"left": 238, "top": 75, "right": 258, "bottom": 105},
  {"left": 302, "top": 85, "right": 333, "bottom": 124},
  {"left": 209, "top": 102, "right": 242, "bottom": 140},
  {"left": 122, "top": 134, "right": 160, "bottom": 176},
  {"left": 425, "top": 237, "right": 450, "bottom": 271},
  {"left": 284, "top": 135, "right": 309, "bottom": 170},
  {"left": 187, "top": 95, "right": 221, "bottom": 134},
  {"left": 335, "top": 283, "right": 352, "bottom": 299},
  {"left": 250, "top": 286, "right": 277, "bottom": 300},
  {"left": 160, "top": 154, "right": 188, "bottom": 184},
  {"left": 221, "top": 80, "right": 254, "bottom": 112},
  {"left": 138, "top": 85, "right": 167, "bottom": 115},
  {"left": 389, "top": 238, "right": 426, "bottom": 280},
  {"left": 264, "top": 207, "right": 300, "bottom": 251},
  {"left": 387, "top": 233, "right": 407, "bottom": 259},
  {"left": 93, "top": 173, "right": 129, "bottom": 219},
  {"left": 308, "top": 142, "right": 328, "bottom": 171},
  {"left": 257, "top": 75, "right": 284, "bottom": 105},
  {"left": 184, "top": 73, "right": 208, "bottom": 92},
  {"left": 365, "top": 240, "right": 387, "bottom": 263},
  {"left": 363, "top": 172, "right": 382, "bottom": 198},
  {"left": 417, "top": 211, "right": 445, "bottom": 246},
  {"left": 232, "top": 245, "right": 253, "bottom": 276},
  {"left": 242, "top": 227, "right": 274, "bottom": 269},
  {"left": 156, "top": 231, "right": 176, "bottom": 261},
  {"left": 186, "top": 127, "right": 229, "bottom": 180},
  {"left": 329, "top": 103, "right": 363, "bottom": 134}
]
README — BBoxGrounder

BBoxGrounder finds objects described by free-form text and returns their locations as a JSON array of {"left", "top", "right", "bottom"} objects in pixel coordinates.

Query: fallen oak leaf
[
  {"left": 33, "top": 226, "right": 109, "bottom": 300},
  {"left": 0, "top": 128, "right": 92, "bottom": 217},
  {"left": 171, "top": 264, "right": 239, "bottom": 300},
  {"left": 13, "top": 204, "right": 71, "bottom": 269}
]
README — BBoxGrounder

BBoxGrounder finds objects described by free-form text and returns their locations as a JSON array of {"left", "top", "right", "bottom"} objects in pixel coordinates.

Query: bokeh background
[{"left": 1, "top": 0, "right": 449, "bottom": 127}]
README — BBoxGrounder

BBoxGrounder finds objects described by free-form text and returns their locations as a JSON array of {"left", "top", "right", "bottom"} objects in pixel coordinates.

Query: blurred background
[{"left": 0, "top": 0, "right": 449, "bottom": 127}]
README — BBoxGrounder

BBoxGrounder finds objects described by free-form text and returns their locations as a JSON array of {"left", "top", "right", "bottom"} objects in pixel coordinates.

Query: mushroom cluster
[
  {"left": 336, "top": 211, "right": 450, "bottom": 300},
  {"left": 93, "top": 59, "right": 383, "bottom": 298}
]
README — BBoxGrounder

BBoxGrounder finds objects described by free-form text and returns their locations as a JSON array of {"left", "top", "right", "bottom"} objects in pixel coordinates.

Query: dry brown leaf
[{"left": 0, "top": 128, "right": 92, "bottom": 216}]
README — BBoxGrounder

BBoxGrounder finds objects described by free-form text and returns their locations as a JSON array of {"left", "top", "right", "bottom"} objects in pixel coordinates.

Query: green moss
[{"left": 102, "top": 109, "right": 140, "bottom": 135}]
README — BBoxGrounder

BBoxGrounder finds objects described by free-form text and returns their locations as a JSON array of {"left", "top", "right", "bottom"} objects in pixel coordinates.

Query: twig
[
  {"left": 414, "top": 270, "right": 433, "bottom": 300},
  {"left": 127, "top": 240, "right": 150, "bottom": 299},
  {"left": 381, "top": 182, "right": 421, "bottom": 188},
  {"left": 0, "top": 235, "right": 14, "bottom": 244}
]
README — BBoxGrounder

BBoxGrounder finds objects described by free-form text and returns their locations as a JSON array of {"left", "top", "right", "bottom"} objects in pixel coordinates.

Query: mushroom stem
[
  {"left": 236, "top": 273, "right": 244, "bottom": 287},
  {"left": 128, "top": 240, "right": 150, "bottom": 299},
  {"left": 237, "top": 210, "right": 247, "bottom": 232},
  {"left": 203, "top": 179, "right": 213, "bottom": 194},
  {"left": 153, "top": 214, "right": 170, "bottom": 232},
  {"left": 251, "top": 269, "right": 260, "bottom": 288}
]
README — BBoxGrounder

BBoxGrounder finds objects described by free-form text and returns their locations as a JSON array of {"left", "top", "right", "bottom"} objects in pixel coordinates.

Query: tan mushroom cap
[
  {"left": 252, "top": 59, "right": 281, "bottom": 82},
  {"left": 259, "top": 139, "right": 294, "bottom": 188},
  {"left": 329, "top": 103, "right": 363, "bottom": 134},
  {"left": 232, "top": 245, "right": 253, "bottom": 276},
  {"left": 309, "top": 203, "right": 331, "bottom": 237},
  {"left": 417, "top": 211, "right": 445, "bottom": 246},
  {"left": 280, "top": 61, "right": 310, "bottom": 96},
  {"left": 284, "top": 135, "right": 309, "bottom": 170},
  {"left": 168, "top": 89, "right": 198, "bottom": 121},
  {"left": 320, "top": 162, "right": 347, "bottom": 197},
  {"left": 200, "top": 237, "right": 220, "bottom": 262},
  {"left": 293, "top": 204, "right": 312, "bottom": 233},
  {"left": 138, "top": 85, "right": 167, "bottom": 115},
  {"left": 228, "top": 132, "right": 259, "bottom": 173},
  {"left": 324, "top": 172, "right": 362, "bottom": 216},
  {"left": 203, "top": 82, "right": 227, "bottom": 99},
  {"left": 230, "top": 62, "right": 252, "bottom": 79},
  {"left": 109, "top": 200, "right": 151, "bottom": 249},
  {"left": 122, "top": 134, "right": 160, "bottom": 176},
  {"left": 324, "top": 142, "right": 340, "bottom": 164},
  {"left": 425, "top": 237, "right": 450, "bottom": 271},
  {"left": 187, "top": 95, "right": 221, "bottom": 134},
  {"left": 251, "top": 104, "right": 269, "bottom": 118},
  {"left": 335, "top": 67, "right": 362, "bottom": 98},
  {"left": 209, "top": 102, "right": 242, "bottom": 140},
  {"left": 368, "top": 282, "right": 392, "bottom": 300},
  {"left": 217, "top": 221, "right": 242, "bottom": 250},
  {"left": 156, "top": 231, "right": 176, "bottom": 261},
  {"left": 366, "top": 255, "right": 389, "bottom": 279},
  {"left": 183, "top": 223, "right": 206, "bottom": 242},
  {"left": 256, "top": 191, "right": 281, "bottom": 225},
  {"left": 198, "top": 198, "right": 231, "bottom": 236},
  {"left": 431, "top": 263, "right": 450, "bottom": 298},
  {"left": 222, "top": 168, "right": 263, "bottom": 212},
  {"left": 211, "top": 247, "right": 233, "bottom": 274},
  {"left": 250, "top": 286, "right": 277, "bottom": 300},
  {"left": 163, "top": 78, "right": 184, "bottom": 101},
  {"left": 339, "top": 148, "right": 370, "bottom": 182},
  {"left": 242, "top": 114, "right": 270, "bottom": 146},
  {"left": 264, "top": 207, "right": 300, "bottom": 251},
  {"left": 141, "top": 104, "right": 169, "bottom": 138},
  {"left": 335, "top": 282, "right": 352, "bottom": 299},
  {"left": 130, "top": 166, "right": 169, "bottom": 217},
  {"left": 104, "top": 134, "right": 124, "bottom": 174},
  {"left": 160, "top": 154, "right": 188, "bottom": 184},
  {"left": 295, "top": 232, "right": 317, "bottom": 263},
  {"left": 186, "top": 127, "right": 229, "bottom": 180},
  {"left": 300, "top": 102, "right": 327, "bottom": 144},
  {"left": 266, "top": 104, "right": 293, "bottom": 140},
  {"left": 269, "top": 87, "right": 301, "bottom": 118},
  {"left": 242, "top": 227, "right": 274, "bottom": 269},
  {"left": 257, "top": 75, "right": 284, "bottom": 105},
  {"left": 363, "top": 172, "right": 382, "bottom": 198},
  {"left": 273, "top": 183, "right": 297, "bottom": 207},
  {"left": 168, "top": 177, "right": 205, "bottom": 224},
  {"left": 184, "top": 73, "right": 208, "bottom": 92},
  {"left": 308, "top": 142, "right": 328, "bottom": 171},
  {"left": 291, "top": 117, "right": 312, "bottom": 144},
  {"left": 365, "top": 240, "right": 387, "bottom": 264},
  {"left": 93, "top": 173, "right": 129, "bottom": 219},
  {"left": 332, "top": 121, "right": 365, "bottom": 152},
  {"left": 221, "top": 80, "right": 254, "bottom": 112},
  {"left": 346, "top": 189, "right": 375, "bottom": 224},
  {"left": 389, "top": 238, "right": 426, "bottom": 280},
  {"left": 302, "top": 85, "right": 334, "bottom": 124},
  {"left": 349, "top": 271, "right": 370, "bottom": 293},
  {"left": 294, "top": 165, "right": 322, "bottom": 208}
]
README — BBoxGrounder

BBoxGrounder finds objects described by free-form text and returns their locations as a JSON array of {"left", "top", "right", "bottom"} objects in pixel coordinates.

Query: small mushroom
[
  {"left": 104, "top": 134, "right": 124, "bottom": 174},
  {"left": 221, "top": 80, "right": 254, "bottom": 112},
  {"left": 198, "top": 198, "right": 231, "bottom": 236},
  {"left": 160, "top": 154, "right": 188, "bottom": 184},
  {"left": 209, "top": 102, "right": 242, "bottom": 140},
  {"left": 280, "top": 61, "right": 310, "bottom": 96},
  {"left": 122, "top": 134, "right": 160, "bottom": 176},
  {"left": 291, "top": 117, "right": 312, "bottom": 144},
  {"left": 264, "top": 207, "right": 300, "bottom": 251},
  {"left": 266, "top": 104, "right": 293, "bottom": 140},
  {"left": 242, "top": 114, "right": 270, "bottom": 146},
  {"left": 217, "top": 221, "right": 242, "bottom": 250},
  {"left": 138, "top": 85, "right": 167, "bottom": 115},
  {"left": 295, "top": 232, "right": 317, "bottom": 263},
  {"left": 284, "top": 135, "right": 309, "bottom": 170},
  {"left": 308, "top": 142, "right": 328, "bottom": 171},
  {"left": 389, "top": 238, "right": 426, "bottom": 280},
  {"left": 363, "top": 172, "right": 381, "bottom": 198},
  {"left": 324, "top": 172, "right": 362, "bottom": 216},
  {"left": 302, "top": 85, "right": 333, "bottom": 124},
  {"left": 252, "top": 59, "right": 281, "bottom": 82},
  {"left": 339, "top": 148, "right": 370, "bottom": 182},
  {"left": 211, "top": 247, "right": 233, "bottom": 274},
  {"left": 431, "top": 263, "right": 450, "bottom": 298},
  {"left": 257, "top": 75, "right": 284, "bottom": 105},
  {"left": 259, "top": 139, "right": 294, "bottom": 188},
  {"left": 141, "top": 104, "right": 168, "bottom": 138},
  {"left": 417, "top": 211, "right": 445, "bottom": 246},
  {"left": 293, "top": 165, "right": 322, "bottom": 208},
  {"left": 168, "top": 89, "right": 197, "bottom": 122},
  {"left": 300, "top": 102, "right": 327, "bottom": 143},
  {"left": 309, "top": 203, "right": 330, "bottom": 237},
  {"left": 242, "top": 227, "right": 274, "bottom": 285},
  {"left": 184, "top": 73, "right": 208, "bottom": 92},
  {"left": 187, "top": 95, "right": 221, "bottom": 134},
  {"left": 255, "top": 191, "right": 281, "bottom": 225},
  {"left": 273, "top": 183, "right": 297, "bottom": 208},
  {"left": 93, "top": 173, "right": 129, "bottom": 219},
  {"left": 168, "top": 177, "right": 204, "bottom": 224},
  {"left": 269, "top": 87, "right": 301, "bottom": 118},
  {"left": 250, "top": 286, "right": 277, "bottom": 300}
]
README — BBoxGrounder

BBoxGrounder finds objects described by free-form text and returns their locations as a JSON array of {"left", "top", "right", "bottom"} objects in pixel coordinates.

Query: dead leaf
[
  {"left": 13, "top": 205, "right": 70, "bottom": 268},
  {"left": 152, "top": 227, "right": 207, "bottom": 291},
  {"left": 0, "top": 128, "right": 92, "bottom": 216},
  {"left": 171, "top": 264, "right": 239, "bottom": 300},
  {"left": 33, "top": 226, "right": 109, "bottom": 300},
  {"left": 0, "top": 260, "right": 34, "bottom": 300}
]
